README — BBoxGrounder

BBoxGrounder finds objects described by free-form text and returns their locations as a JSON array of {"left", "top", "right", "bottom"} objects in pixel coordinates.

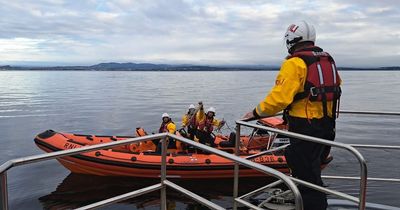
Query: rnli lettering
[
  {"left": 252, "top": 156, "right": 274, "bottom": 163},
  {"left": 63, "top": 142, "right": 80, "bottom": 149}
]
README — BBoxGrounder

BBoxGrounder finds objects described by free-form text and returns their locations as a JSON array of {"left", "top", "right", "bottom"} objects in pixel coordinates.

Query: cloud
[{"left": 0, "top": 0, "right": 399, "bottom": 67}]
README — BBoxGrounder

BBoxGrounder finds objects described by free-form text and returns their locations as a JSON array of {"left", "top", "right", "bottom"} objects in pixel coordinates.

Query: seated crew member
[
  {"left": 157, "top": 113, "right": 177, "bottom": 151},
  {"left": 196, "top": 105, "right": 225, "bottom": 147},
  {"left": 181, "top": 104, "right": 197, "bottom": 140}
]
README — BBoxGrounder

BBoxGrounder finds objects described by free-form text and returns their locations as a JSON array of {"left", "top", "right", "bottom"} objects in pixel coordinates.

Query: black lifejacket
[{"left": 287, "top": 46, "right": 342, "bottom": 119}]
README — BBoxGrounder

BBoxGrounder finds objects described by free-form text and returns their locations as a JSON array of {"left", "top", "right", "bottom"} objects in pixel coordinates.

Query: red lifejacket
[
  {"left": 198, "top": 117, "right": 214, "bottom": 133},
  {"left": 159, "top": 121, "right": 174, "bottom": 133},
  {"left": 188, "top": 114, "right": 197, "bottom": 129},
  {"left": 288, "top": 46, "right": 341, "bottom": 119},
  {"left": 158, "top": 121, "right": 177, "bottom": 149}
]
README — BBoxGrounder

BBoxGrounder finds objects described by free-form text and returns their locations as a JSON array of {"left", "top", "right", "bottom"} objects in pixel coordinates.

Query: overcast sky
[{"left": 0, "top": 0, "right": 399, "bottom": 67}]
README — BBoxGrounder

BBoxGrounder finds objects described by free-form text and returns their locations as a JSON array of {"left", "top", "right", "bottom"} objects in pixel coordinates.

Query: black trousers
[
  {"left": 154, "top": 138, "right": 177, "bottom": 153},
  {"left": 195, "top": 130, "right": 215, "bottom": 147},
  {"left": 284, "top": 116, "right": 335, "bottom": 210},
  {"left": 187, "top": 126, "right": 196, "bottom": 140}
]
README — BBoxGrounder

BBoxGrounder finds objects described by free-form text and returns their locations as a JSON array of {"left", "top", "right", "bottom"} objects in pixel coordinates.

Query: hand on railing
[{"left": 241, "top": 111, "right": 256, "bottom": 122}]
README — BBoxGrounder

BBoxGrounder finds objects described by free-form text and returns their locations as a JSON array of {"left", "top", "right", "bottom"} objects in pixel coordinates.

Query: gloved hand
[
  {"left": 242, "top": 111, "right": 255, "bottom": 121},
  {"left": 217, "top": 120, "right": 226, "bottom": 130}
]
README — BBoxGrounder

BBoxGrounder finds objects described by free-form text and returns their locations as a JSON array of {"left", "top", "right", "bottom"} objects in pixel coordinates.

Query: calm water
[{"left": 0, "top": 70, "right": 399, "bottom": 209}]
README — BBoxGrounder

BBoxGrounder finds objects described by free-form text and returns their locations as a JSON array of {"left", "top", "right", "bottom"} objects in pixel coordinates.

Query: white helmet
[
  {"left": 188, "top": 104, "right": 195, "bottom": 109},
  {"left": 284, "top": 21, "right": 316, "bottom": 53},
  {"left": 162, "top": 113, "right": 170, "bottom": 118},
  {"left": 206, "top": 107, "right": 216, "bottom": 114}
]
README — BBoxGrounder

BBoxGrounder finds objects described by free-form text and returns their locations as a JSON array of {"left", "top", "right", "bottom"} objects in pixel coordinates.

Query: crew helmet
[
  {"left": 188, "top": 104, "right": 195, "bottom": 109},
  {"left": 284, "top": 21, "right": 316, "bottom": 52},
  {"left": 162, "top": 113, "right": 170, "bottom": 118},
  {"left": 206, "top": 107, "right": 216, "bottom": 114}
]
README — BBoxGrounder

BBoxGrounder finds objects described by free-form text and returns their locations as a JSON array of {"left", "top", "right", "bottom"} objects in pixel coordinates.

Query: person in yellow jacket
[
  {"left": 156, "top": 113, "right": 177, "bottom": 151},
  {"left": 195, "top": 102, "right": 225, "bottom": 147},
  {"left": 159, "top": 113, "right": 176, "bottom": 134},
  {"left": 181, "top": 104, "right": 197, "bottom": 140},
  {"left": 243, "top": 21, "right": 341, "bottom": 210}
]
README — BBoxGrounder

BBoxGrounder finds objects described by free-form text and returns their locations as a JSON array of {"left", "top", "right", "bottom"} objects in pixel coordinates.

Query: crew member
[
  {"left": 196, "top": 105, "right": 225, "bottom": 147},
  {"left": 181, "top": 104, "right": 197, "bottom": 140},
  {"left": 158, "top": 113, "right": 177, "bottom": 150},
  {"left": 243, "top": 20, "right": 341, "bottom": 210}
]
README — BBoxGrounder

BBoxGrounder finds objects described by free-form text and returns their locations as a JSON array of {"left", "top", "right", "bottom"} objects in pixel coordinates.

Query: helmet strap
[{"left": 289, "top": 41, "right": 314, "bottom": 54}]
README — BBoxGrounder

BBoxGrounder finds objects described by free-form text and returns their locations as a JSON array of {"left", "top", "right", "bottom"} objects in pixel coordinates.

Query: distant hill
[
  {"left": 1, "top": 63, "right": 399, "bottom": 71},
  {"left": 0, "top": 62, "right": 277, "bottom": 71},
  {"left": 90, "top": 62, "right": 170, "bottom": 70},
  {"left": 88, "top": 62, "right": 277, "bottom": 71}
]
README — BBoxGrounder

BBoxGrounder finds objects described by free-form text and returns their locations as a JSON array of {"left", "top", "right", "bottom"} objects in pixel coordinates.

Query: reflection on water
[{"left": 38, "top": 173, "right": 276, "bottom": 210}]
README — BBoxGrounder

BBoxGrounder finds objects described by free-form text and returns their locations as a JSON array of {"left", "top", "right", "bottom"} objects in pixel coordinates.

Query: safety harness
[{"left": 287, "top": 46, "right": 342, "bottom": 121}]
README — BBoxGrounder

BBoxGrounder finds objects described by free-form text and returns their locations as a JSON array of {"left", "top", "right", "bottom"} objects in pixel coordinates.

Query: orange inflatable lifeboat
[{"left": 34, "top": 117, "right": 331, "bottom": 179}]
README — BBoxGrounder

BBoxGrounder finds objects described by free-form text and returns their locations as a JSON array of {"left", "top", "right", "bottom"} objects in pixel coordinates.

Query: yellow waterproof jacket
[
  {"left": 253, "top": 57, "right": 340, "bottom": 119},
  {"left": 196, "top": 108, "right": 222, "bottom": 130},
  {"left": 181, "top": 114, "right": 195, "bottom": 127},
  {"left": 159, "top": 121, "right": 176, "bottom": 134}
]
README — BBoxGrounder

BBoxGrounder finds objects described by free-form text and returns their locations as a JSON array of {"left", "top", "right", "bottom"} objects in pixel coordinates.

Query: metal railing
[
  {"left": 339, "top": 110, "right": 400, "bottom": 116},
  {"left": 0, "top": 132, "right": 303, "bottom": 210},
  {"left": 1, "top": 110, "right": 398, "bottom": 210},
  {"left": 235, "top": 110, "right": 400, "bottom": 210},
  {"left": 328, "top": 110, "right": 400, "bottom": 183},
  {"left": 235, "top": 120, "right": 367, "bottom": 210},
  {"left": 322, "top": 143, "right": 400, "bottom": 183}
]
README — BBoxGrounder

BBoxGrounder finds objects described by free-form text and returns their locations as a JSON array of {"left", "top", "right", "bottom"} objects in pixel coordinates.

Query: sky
[{"left": 0, "top": 0, "right": 399, "bottom": 67}]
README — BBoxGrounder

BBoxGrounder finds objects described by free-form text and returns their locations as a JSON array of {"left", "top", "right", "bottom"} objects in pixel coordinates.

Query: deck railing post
[
  {"left": 233, "top": 124, "right": 240, "bottom": 210},
  {"left": 353, "top": 148, "right": 368, "bottom": 210},
  {"left": 160, "top": 137, "right": 167, "bottom": 210},
  {"left": 0, "top": 172, "right": 8, "bottom": 210}
]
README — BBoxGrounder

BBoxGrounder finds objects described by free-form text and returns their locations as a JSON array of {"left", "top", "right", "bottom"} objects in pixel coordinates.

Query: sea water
[{"left": 0, "top": 70, "right": 399, "bottom": 209}]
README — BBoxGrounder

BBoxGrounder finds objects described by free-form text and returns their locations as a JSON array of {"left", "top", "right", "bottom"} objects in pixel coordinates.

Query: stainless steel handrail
[
  {"left": 163, "top": 180, "right": 226, "bottom": 210},
  {"left": 0, "top": 133, "right": 165, "bottom": 210},
  {"left": 350, "top": 144, "right": 400, "bottom": 150},
  {"left": 236, "top": 110, "right": 400, "bottom": 209},
  {"left": 324, "top": 144, "right": 400, "bottom": 183},
  {"left": 75, "top": 183, "right": 163, "bottom": 210},
  {"left": 2, "top": 110, "right": 397, "bottom": 210},
  {"left": 323, "top": 143, "right": 400, "bottom": 183},
  {"left": 170, "top": 133, "right": 304, "bottom": 210},
  {"left": 339, "top": 110, "right": 400, "bottom": 116},
  {"left": 160, "top": 136, "right": 167, "bottom": 210},
  {"left": 0, "top": 132, "right": 303, "bottom": 210},
  {"left": 322, "top": 176, "right": 400, "bottom": 183},
  {"left": 236, "top": 120, "right": 368, "bottom": 210}
]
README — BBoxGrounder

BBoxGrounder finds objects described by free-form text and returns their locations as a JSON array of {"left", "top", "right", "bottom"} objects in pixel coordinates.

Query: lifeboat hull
[{"left": 34, "top": 130, "right": 296, "bottom": 179}]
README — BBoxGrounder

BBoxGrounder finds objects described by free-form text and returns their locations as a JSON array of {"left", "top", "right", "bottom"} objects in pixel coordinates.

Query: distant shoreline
[
  {"left": 1, "top": 62, "right": 399, "bottom": 71},
  {"left": 2, "top": 69, "right": 400, "bottom": 72}
]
